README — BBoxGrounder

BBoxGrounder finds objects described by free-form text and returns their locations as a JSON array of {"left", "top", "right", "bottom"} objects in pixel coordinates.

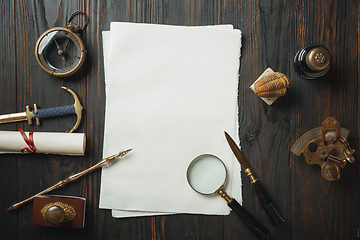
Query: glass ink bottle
[{"left": 294, "top": 45, "right": 331, "bottom": 80}]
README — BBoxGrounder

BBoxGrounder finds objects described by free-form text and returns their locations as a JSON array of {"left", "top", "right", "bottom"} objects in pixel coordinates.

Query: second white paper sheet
[{"left": 100, "top": 23, "right": 242, "bottom": 216}]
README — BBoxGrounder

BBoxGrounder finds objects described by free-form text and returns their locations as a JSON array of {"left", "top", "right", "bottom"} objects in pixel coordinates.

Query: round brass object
[
  {"left": 294, "top": 45, "right": 331, "bottom": 79},
  {"left": 305, "top": 47, "right": 331, "bottom": 71},
  {"left": 45, "top": 205, "right": 65, "bottom": 225},
  {"left": 34, "top": 11, "right": 87, "bottom": 77},
  {"left": 41, "top": 202, "right": 76, "bottom": 225}
]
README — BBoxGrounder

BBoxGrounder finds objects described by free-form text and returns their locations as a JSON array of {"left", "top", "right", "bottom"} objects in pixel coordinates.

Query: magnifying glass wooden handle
[{"left": 226, "top": 196, "right": 268, "bottom": 240}]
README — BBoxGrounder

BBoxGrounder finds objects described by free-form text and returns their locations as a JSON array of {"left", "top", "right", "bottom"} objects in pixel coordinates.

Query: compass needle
[{"left": 62, "top": 38, "right": 70, "bottom": 53}]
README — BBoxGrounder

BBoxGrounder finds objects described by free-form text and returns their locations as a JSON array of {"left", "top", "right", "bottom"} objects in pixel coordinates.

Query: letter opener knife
[{"left": 225, "top": 131, "right": 284, "bottom": 226}]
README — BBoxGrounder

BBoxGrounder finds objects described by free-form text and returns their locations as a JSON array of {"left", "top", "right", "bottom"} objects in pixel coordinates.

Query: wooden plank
[
  {"left": 8, "top": 0, "right": 88, "bottom": 238},
  {"left": 83, "top": 0, "right": 113, "bottom": 238},
  {"left": 234, "top": 0, "right": 293, "bottom": 239},
  {"left": 290, "top": 1, "right": 359, "bottom": 240},
  {"left": 0, "top": 1, "right": 19, "bottom": 238}
]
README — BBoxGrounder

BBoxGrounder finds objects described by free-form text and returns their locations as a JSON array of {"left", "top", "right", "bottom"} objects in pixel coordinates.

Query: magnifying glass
[{"left": 187, "top": 154, "right": 268, "bottom": 240}]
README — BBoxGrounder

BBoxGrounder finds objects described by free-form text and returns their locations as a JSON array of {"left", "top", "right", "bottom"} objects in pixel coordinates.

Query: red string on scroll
[{"left": 18, "top": 128, "right": 36, "bottom": 153}]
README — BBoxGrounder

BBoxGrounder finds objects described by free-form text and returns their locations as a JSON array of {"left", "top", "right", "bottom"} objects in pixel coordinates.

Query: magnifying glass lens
[{"left": 187, "top": 155, "right": 226, "bottom": 194}]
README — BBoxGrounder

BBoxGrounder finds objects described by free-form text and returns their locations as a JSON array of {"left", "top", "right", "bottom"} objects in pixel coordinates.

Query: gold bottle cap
[{"left": 305, "top": 47, "right": 331, "bottom": 71}]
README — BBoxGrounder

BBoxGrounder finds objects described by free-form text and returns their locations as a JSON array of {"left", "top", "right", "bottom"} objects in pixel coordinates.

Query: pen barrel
[
  {"left": 251, "top": 180, "right": 284, "bottom": 226},
  {"left": 228, "top": 199, "right": 268, "bottom": 240}
]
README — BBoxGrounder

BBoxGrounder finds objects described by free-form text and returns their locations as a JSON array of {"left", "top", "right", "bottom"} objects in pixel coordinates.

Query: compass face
[{"left": 35, "top": 27, "right": 86, "bottom": 77}]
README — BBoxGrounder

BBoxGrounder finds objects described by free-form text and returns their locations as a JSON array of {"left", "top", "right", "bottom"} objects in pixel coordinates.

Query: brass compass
[{"left": 35, "top": 11, "right": 87, "bottom": 77}]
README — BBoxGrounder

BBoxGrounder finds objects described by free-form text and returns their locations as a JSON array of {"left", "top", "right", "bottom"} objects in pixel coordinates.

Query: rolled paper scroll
[{"left": 0, "top": 130, "right": 86, "bottom": 156}]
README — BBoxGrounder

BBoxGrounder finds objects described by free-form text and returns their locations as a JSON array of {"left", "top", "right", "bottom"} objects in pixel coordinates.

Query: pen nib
[{"left": 119, "top": 149, "right": 132, "bottom": 157}]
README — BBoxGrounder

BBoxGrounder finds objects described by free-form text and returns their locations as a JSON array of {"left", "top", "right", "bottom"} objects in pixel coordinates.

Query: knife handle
[
  {"left": 228, "top": 199, "right": 268, "bottom": 240},
  {"left": 33, "top": 105, "right": 75, "bottom": 119},
  {"left": 251, "top": 180, "right": 284, "bottom": 226}
]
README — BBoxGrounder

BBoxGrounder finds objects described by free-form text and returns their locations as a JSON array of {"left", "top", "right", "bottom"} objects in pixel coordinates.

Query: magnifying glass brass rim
[{"left": 186, "top": 154, "right": 227, "bottom": 195}]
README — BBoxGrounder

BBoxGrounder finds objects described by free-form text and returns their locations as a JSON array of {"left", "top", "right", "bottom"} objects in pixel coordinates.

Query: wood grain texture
[{"left": 0, "top": 0, "right": 358, "bottom": 239}]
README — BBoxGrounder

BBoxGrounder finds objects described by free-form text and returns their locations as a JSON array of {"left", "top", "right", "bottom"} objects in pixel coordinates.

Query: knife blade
[
  {"left": 0, "top": 106, "right": 35, "bottom": 125},
  {"left": 224, "top": 131, "right": 284, "bottom": 226}
]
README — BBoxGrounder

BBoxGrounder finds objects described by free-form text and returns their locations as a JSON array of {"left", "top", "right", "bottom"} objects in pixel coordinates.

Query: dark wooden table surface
[{"left": 1, "top": 1, "right": 359, "bottom": 239}]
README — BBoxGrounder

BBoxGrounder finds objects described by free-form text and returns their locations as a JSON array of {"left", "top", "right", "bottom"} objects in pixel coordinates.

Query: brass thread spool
[{"left": 294, "top": 45, "right": 331, "bottom": 79}]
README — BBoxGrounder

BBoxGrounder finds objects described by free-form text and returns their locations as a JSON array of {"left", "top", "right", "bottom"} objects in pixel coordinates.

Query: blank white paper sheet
[{"left": 100, "top": 22, "right": 242, "bottom": 218}]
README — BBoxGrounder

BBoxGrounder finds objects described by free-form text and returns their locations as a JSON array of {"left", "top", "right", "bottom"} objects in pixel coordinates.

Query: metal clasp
[{"left": 67, "top": 11, "right": 88, "bottom": 32}]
